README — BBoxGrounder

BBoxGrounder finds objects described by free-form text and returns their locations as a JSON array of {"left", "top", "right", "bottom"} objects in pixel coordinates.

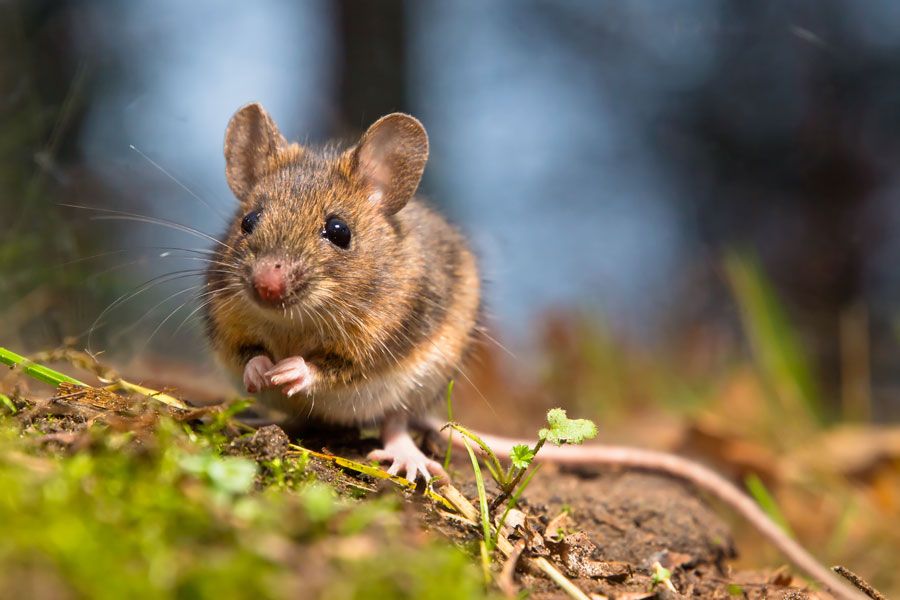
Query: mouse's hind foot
[{"left": 368, "top": 411, "right": 447, "bottom": 483}]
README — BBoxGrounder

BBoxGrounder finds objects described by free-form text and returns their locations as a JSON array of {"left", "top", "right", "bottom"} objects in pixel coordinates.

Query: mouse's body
[
  {"left": 204, "top": 103, "right": 479, "bottom": 479},
  {"left": 203, "top": 103, "right": 863, "bottom": 600},
  {"left": 209, "top": 199, "right": 478, "bottom": 423}
]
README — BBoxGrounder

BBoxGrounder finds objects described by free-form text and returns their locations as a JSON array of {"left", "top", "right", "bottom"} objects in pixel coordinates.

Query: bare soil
[{"left": 289, "top": 424, "right": 833, "bottom": 600}]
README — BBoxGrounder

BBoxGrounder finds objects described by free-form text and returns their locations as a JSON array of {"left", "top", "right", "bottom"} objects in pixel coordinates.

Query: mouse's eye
[
  {"left": 322, "top": 216, "right": 351, "bottom": 249},
  {"left": 241, "top": 210, "right": 261, "bottom": 234}
]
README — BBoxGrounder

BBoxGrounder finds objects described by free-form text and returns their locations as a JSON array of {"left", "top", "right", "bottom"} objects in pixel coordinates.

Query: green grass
[
  {"left": 724, "top": 251, "right": 825, "bottom": 426},
  {"left": 0, "top": 415, "right": 494, "bottom": 600},
  {"left": 0, "top": 346, "right": 86, "bottom": 386}
]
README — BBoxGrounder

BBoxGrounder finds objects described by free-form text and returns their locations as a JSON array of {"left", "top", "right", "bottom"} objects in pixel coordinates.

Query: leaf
[
  {"left": 301, "top": 483, "right": 339, "bottom": 523},
  {"left": 179, "top": 453, "right": 258, "bottom": 495},
  {"left": 651, "top": 562, "right": 671, "bottom": 586},
  {"left": 0, "top": 393, "right": 16, "bottom": 414},
  {"left": 510, "top": 444, "right": 535, "bottom": 470},
  {"left": 538, "top": 408, "right": 598, "bottom": 446},
  {"left": 207, "top": 457, "right": 258, "bottom": 494}
]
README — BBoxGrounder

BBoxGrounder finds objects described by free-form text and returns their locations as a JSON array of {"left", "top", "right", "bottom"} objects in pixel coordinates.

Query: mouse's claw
[
  {"left": 368, "top": 437, "right": 448, "bottom": 483},
  {"left": 265, "top": 356, "right": 316, "bottom": 397},
  {"left": 243, "top": 355, "right": 275, "bottom": 393}
]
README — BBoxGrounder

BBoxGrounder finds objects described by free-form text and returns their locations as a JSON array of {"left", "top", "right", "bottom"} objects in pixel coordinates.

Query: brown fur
[{"left": 205, "top": 103, "right": 481, "bottom": 426}]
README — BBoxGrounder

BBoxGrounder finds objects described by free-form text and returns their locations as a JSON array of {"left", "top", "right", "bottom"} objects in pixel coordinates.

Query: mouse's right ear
[{"left": 224, "top": 103, "right": 288, "bottom": 202}]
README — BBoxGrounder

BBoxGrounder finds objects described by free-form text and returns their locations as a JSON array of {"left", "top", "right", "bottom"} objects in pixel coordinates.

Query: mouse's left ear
[{"left": 352, "top": 113, "right": 429, "bottom": 215}]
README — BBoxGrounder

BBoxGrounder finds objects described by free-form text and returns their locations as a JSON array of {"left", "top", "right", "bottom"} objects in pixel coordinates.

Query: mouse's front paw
[
  {"left": 265, "top": 356, "right": 316, "bottom": 397},
  {"left": 243, "top": 355, "right": 275, "bottom": 393},
  {"left": 368, "top": 437, "right": 447, "bottom": 483}
]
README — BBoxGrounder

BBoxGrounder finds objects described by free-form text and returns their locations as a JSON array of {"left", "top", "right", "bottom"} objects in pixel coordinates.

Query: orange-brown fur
[{"left": 204, "top": 104, "right": 480, "bottom": 426}]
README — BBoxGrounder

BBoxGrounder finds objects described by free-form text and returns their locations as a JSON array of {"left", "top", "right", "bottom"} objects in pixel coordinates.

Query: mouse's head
[{"left": 218, "top": 102, "right": 428, "bottom": 319}]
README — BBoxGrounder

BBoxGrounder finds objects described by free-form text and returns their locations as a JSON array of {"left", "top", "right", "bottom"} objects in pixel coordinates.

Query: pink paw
[
  {"left": 243, "top": 355, "right": 274, "bottom": 393},
  {"left": 265, "top": 356, "right": 316, "bottom": 397},
  {"left": 368, "top": 435, "right": 447, "bottom": 483}
]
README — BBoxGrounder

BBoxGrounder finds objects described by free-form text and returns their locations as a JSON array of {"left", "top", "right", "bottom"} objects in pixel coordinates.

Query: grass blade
[
  {"left": 745, "top": 472, "right": 795, "bottom": 538},
  {"left": 443, "top": 380, "right": 455, "bottom": 471},
  {"left": 461, "top": 437, "right": 494, "bottom": 554},
  {"left": 449, "top": 423, "right": 505, "bottom": 486},
  {"left": 724, "top": 251, "right": 824, "bottom": 425},
  {"left": 0, "top": 346, "right": 86, "bottom": 386}
]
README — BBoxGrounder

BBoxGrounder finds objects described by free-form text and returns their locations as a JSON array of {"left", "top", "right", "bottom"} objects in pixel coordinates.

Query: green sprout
[
  {"left": 650, "top": 561, "right": 676, "bottom": 593},
  {"left": 509, "top": 444, "right": 535, "bottom": 470},
  {"left": 448, "top": 408, "right": 598, "bottom": 553}
]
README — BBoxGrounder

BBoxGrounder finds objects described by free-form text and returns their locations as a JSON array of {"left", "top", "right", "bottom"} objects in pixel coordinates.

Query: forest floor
[{"left": 2, "top": 347, "right": 895, "bottom": 600}]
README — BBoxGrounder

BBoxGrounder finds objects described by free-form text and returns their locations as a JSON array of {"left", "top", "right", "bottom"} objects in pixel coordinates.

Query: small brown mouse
[
  {"left": 205, "top": 103, "right": 863, "bottom": 600},
  {"left": 205, "top": 102, "right": 481, "bottom": 481}
]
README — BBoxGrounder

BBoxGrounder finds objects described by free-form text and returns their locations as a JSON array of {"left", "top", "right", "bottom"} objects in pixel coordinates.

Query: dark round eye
[
  {"left": 322, "top": 216, "right": 351, "bottom": 248},
  {"left": 241, "top": 210, "right": 261, "bottom": 234}
]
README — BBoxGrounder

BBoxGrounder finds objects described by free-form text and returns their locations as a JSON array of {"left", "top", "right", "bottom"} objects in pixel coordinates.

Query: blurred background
[
  {"left": 2, "top": 1, "right": 900, "bottom": 589},
  {"left": 5, "top": 0, "right": 900, "bottom": 416}
]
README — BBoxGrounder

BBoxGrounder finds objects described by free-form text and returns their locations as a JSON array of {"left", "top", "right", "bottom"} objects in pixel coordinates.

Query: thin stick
[
  {"left": 832, "top": 566, "right": 887, "bottom": 600},
  {"left": 287, "top": 445, "right": 456, "bottom": 512}
]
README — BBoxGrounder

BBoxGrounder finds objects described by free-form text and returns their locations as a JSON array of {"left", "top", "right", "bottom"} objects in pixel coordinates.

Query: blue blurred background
[{"left": 4, "top": 0, "right": 900, "bottom": 420}]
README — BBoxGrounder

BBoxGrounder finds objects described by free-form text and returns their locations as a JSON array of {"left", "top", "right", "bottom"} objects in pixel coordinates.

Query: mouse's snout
[{"left": 251, "top": 257, "right": 299, "bottom": 305}]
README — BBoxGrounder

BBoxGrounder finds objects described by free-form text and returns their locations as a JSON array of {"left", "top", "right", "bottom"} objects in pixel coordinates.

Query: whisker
[
  {"left": 129, "top": 144, "right": 231, "bottom": 224},
  {"left": 138, "top": 295, "right": 196, "bottom": 353},
  {"left": 60, "top": 203, "right": 235, "bottom": 252},
  {"left": 172, "top": 284, "right": 243, "bottom": 336},
  {"left": 110, "top": 283, "right": 205, "bottom": 343},
  {"left": 57, "top": 245, "right": 218, "bottom": 270},
  {"left": 86, "top": 269, "right": 210, "bottom": 350}
]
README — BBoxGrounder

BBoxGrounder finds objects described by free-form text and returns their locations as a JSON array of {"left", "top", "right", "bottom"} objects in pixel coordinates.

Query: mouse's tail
[{"left": 421, "top": 416, "right": 865, "bottom": 600}]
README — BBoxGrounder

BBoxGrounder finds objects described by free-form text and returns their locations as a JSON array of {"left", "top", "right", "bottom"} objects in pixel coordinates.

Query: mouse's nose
[{"left": 252, "top": 260, "right": 288, "bottom": 304}]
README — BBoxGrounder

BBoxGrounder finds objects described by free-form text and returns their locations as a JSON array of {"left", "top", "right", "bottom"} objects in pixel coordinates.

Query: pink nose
[{"left": 252, "top": 263, "right": 287, "bottom": 304}]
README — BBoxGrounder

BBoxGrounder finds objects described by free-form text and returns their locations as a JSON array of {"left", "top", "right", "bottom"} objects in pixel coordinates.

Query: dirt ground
[
  {"left": 1, "top": 359, "right": 866, "bottom": 600},
  {"left": 284, "top": 423, "right": 836, "bottom": 600}
]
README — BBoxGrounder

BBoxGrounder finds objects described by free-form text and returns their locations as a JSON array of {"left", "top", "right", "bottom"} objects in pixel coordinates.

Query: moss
[{"left": 0, "top": 417, "right": 494, "bottom": 600}]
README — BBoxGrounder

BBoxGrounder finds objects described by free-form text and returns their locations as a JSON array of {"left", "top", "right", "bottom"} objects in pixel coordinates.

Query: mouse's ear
[
  {"left": 352, "top": 113, "right": 429, "bottom": 215},
  {"left": 224, "top": 103, "right": 288, "bottom": 201}
]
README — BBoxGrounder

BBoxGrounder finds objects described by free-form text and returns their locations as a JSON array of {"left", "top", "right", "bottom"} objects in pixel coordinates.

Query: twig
[
  {"left": 498, "top": 539, "right": 525, "bottom": 597},
  {"left": 832, "top": 566, "right": 887, "bottom": 600},
  {"left": 287, "top": 445, "right": 457, "bottom": 512},
  {"left": 104, "top": 379, "right": 188, "bottom": 410}
]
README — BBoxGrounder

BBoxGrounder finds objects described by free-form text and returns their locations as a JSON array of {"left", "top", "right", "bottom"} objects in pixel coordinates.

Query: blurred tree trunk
[{"left": 335, "top": 0, "right": 407, "bottom": 132}]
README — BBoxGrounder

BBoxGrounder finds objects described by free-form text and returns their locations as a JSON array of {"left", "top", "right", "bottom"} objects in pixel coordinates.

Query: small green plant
[
  {"left": 450, "top": 408, "right": 596, "bottom": 507},
  {"left": 650, "top": 561, "right": 676, "bottom": 593},
  {"left": 448, "top": 408, "right": 597, "bottom": 551}
]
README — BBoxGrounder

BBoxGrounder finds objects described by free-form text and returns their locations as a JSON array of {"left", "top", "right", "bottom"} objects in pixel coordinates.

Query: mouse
[
  {"left": 205, "top": 102, "right": 481, "bottom": 482},
  {"left": 204, "top": 102, "right": 864, "bottom": 600}
]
